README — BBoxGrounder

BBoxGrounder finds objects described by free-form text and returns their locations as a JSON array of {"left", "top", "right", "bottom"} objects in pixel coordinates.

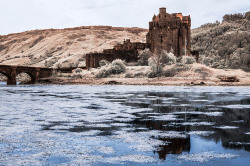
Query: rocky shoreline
[{"left": 32, "top": 77, "right": 250, "bottom": 86}]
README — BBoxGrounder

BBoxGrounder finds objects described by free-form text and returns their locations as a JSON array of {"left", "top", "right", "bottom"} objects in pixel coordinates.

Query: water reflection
[
  {"left": 0, "top": 85, "right": 250, "bottom": 165},
  {"left": 147, "top": 121, "right": 191, "bottom": 160},
  {"left": 103, "top": 90, "right": 250, "bottom": 159}
]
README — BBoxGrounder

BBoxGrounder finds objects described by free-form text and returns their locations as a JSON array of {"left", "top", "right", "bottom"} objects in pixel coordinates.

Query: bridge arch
[
  {"left": 15, "top": 72, "right": 34, "bottom": 84},
  {"left": 0, "top": 71, "right": 11, "bottom": 85},
  {"left": 16, "top": 70, "right": 36, "bottom": 82}
]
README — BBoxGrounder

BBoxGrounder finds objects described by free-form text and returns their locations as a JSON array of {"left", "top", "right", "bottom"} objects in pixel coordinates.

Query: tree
[{"left": 148, "top": 49, "right": 167, "bottom": 79}]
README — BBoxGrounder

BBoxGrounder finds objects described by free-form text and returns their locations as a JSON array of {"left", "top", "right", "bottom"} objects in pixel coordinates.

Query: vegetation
[
  {"left": 96, "top": 59, "right": 126, "bottom": 78},
  {"left": 137, "top": 49, "right": 152, "bottom": 66},
  {"left": 181, "top": 56, "right": 196, "bottom": 64},
  {"left": 163, "top": 63, "right": 191, "bottom": 77},
  {"left": 146, "top": 50, "right": 198, "bottom": 78},
  {"left": 192, "top": 11, "right": 250, "bottom": 71},
  {"left": 147, "top": 50, "right": 178, "bottom": 78},
  {"left": 99, "top": 60, "right": 110, "bottom": 67},
  {"left": 71, "top": 68, "right": 84, "bottom": 79}
]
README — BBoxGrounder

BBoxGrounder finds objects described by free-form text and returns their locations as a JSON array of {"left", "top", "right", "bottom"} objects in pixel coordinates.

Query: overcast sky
[{"left": 0, "top": 0, "right": 249, "bottom": 35}]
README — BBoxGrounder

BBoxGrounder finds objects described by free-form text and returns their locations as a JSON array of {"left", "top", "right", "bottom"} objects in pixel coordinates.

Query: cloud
[{"left": 0, "top": 0, "right": 249, "bottom": 35}]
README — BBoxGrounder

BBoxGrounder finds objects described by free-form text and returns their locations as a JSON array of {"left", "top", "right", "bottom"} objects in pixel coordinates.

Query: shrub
[
  {"left": 96, "top": 59, "right": 126, "bottom": 78},
  {"left": 163, "top": 68, "right": 177, "bottom": 77},
  {"left": 174, "top": 63, "right": 191, "bottom": 72},
  {"left": 201, "top": 56, "right": 214, "bottom": 66},
  {"left": 181, "top": 56, "right": 196, "bottom": 64},
  {"left": 125, "top": 73, "right": 134, "bottom": 78},
  {"left": 134, "top": 72, "right": 144, "bottom": 77},
  {"left": 160, "top": 51, "right": 176, "bottom": 65},
  {"left": 99, "top": 60, "right": 110, "bottom": 67},
  {"left": 74, "top": 68, "right": 83, "bottom": 73},
  {"left": 111, "top": 59, "right": 126, "bottom": 72},
  {"left": 110, "top": 64, "right": 124, "bottom": 74},
  {"left": 147, "top": 57, "right": 163, "bottom": 78},
  {"left": 194, "top": 67, "right": 211, "bottom": 80},
  {"left": 226, "top": 54, "right": 241, "bottom": 69},
  {"left": 147, "top": 71, "right": 157, "bottom": 78},
  {"left": 137, "top": 49, "right": 152, "bottom": 66},
  {"left": 72, "top": 73, "right": 83, "bottom": 79},
  {"left": 95, "top": 67, "right": 112, "bottom": 78},
  {"left": 162, "top": 63, "right": 191, "bottom": 77},
  {"left": 147, "top": 51, "right": 176, "bottom": 78}
]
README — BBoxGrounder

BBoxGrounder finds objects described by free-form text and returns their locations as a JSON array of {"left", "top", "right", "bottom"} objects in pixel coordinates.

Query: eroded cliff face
[{"left": 0, "top": 26, "right": 147, "bottom": 68}]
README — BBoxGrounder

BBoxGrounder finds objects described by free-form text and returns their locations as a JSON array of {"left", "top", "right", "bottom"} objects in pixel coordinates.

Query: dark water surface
[{"left": 0, "top": 83, "right": 250, "bottom": 165}]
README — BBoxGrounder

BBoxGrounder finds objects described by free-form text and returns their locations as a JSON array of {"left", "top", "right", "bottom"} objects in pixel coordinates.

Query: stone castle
[
  {"left": 147, "top": 7, "right": 191, "bottom": 56},
  {"left": 86, "top": 7, "right": 192, "bottom": 69}
]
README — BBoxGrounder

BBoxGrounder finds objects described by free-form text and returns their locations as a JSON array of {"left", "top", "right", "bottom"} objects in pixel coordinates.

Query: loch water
[{"left": 0, "top": 83, "right": 250, "bottom": 165}]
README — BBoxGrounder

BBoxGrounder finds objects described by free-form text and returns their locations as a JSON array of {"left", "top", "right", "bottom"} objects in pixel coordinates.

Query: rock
[
  {"left": 104, "top": 81, "right": 120, "bottom": 85},
  {"left": 200, "top": 81, "right": 205, "bottom": 85},
  {"left": 218, "top": 76, "right": 239, "bottom": 82}
]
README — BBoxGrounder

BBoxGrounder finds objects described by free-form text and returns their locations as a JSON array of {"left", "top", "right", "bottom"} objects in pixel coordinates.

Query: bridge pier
[
  {"left": 34, "top": 68, "right": 40, "bottom": 83},
  {"left": 7, "top": 67, "right": 17, "bottom": 85},
  {"left": 7, "top": 78, "right": 17, "bottom": 85}
]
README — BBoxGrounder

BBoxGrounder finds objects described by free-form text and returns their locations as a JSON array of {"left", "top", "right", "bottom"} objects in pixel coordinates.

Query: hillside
[
  {"left": 0, "top": 26, "right": 147, "bottom": 68},
  {"left": 192, "top": 12, "right": 250, "bottom": 70},
  {"left": 0, "top": 11, "right": 249, "bottom": 70}
]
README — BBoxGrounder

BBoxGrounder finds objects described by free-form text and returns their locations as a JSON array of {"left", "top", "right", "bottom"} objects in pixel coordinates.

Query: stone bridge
[{"left": 0, "top": 65, "right": 54, "bottom": 85}]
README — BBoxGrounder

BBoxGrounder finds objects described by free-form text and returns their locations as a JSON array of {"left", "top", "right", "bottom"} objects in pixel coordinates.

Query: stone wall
[
  {"left": 86, "top": 40, "right": 147, "bottom": 69},
  {"left": 86, "top": 49, "right": 141, "bottom": 69}
]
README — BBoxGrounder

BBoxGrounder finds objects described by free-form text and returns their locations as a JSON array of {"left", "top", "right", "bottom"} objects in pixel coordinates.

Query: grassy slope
[{"left": 0, "top": 26, "right": 147, "bottom": 68}]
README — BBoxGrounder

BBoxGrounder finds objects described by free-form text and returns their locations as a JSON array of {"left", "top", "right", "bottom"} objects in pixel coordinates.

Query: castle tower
[
  {"left": 159, "top": 7, "right": 166, "bottom": 17},
  {"left": 146, "top": 7, "right": 191, "bottom": 57}
]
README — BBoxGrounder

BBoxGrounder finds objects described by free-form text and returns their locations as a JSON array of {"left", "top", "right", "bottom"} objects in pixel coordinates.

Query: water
[{"left": 0, "top": 84, "right": 250, "bottom": 166}]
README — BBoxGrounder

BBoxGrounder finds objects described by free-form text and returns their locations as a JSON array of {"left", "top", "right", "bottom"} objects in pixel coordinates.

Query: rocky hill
[
  {"left": 192, "top": 12, "right": 250, "bottom": 70},
  {"left": 0, "top": 26, "right": 147, "bottom": 68}
]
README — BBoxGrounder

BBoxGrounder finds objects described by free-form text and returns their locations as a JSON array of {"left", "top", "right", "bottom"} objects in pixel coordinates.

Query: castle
[
  {"left": 86, "top": 7, "right": 192, "bottom": 69},
  {"left": 147, "top": 8, "right": 191, "bottom": 56}
]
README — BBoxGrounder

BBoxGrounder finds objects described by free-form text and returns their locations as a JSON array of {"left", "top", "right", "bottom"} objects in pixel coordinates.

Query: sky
[{"left": 0, "top": 0, "right": 249, "bottom": 35}]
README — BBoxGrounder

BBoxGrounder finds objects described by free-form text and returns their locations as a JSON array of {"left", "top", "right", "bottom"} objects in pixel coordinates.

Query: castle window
[{"left": 161, "top": 36, "right": 163, "bottom": 43}]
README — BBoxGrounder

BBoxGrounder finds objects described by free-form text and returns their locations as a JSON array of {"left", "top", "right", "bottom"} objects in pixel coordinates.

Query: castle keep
[
  {"left": 86, "top": 7, "right": 191, "bottom": 69},
  {"left": 146, "top": 8, "right": 191, "bottom": 56}
]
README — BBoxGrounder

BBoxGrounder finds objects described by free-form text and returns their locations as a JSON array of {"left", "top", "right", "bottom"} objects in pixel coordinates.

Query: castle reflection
[
  {"left": 146, "top": 120, "right": 191, "bottom": 160},
  {"left": 121, "top": 91, "right": 250, "bottom": 159}
]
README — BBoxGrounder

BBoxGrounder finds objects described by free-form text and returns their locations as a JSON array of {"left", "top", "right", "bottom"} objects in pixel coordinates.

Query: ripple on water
[{"left": 0, "top": 85, "right": 250, "bottom": 166}]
